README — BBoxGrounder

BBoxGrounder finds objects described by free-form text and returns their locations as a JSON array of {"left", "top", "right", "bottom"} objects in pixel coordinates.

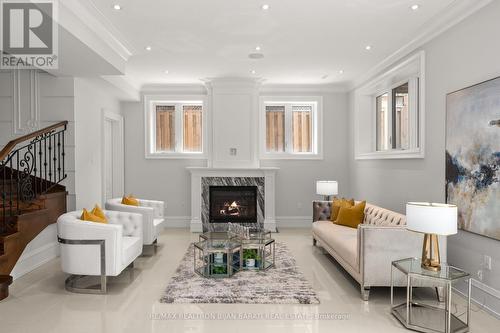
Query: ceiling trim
[
  {"left": 260, "top": 83, "right": 348, "bottom": 94},
  {"left": 349, "top": 0, "right": 493, "bottom": 90},
  {"left": 102, "top": 76, "right": 141, "bottom": 101},
  {"left": 141, "top": 83, "right": 208, "bottom": 95},
  {"left": 60, "top": 0, "right": 135, "bottom": 62}
]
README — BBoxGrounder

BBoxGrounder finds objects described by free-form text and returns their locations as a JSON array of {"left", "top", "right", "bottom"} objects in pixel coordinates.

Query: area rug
[{"left": 160, "top": 242, "right": 320, "bottom": 304}]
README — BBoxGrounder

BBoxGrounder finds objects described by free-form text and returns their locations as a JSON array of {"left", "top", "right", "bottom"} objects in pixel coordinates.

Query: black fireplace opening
[{"left": 209, "top": 186, "right": 258, "bottom": 223}]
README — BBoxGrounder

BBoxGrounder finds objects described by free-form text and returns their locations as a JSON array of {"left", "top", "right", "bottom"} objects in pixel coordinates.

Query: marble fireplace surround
[{"left": 187, "top": 167, "right": 278, "bottom": 232}]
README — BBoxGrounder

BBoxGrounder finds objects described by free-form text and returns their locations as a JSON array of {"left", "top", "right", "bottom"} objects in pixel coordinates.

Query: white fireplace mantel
[{"left": 187, "top": 167, "right": 278, "bottom": 232}]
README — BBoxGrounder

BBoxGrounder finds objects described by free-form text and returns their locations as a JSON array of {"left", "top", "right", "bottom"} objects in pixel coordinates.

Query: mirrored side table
[{"left": 391, "top": 258, "right": 471, "bottom": 333}]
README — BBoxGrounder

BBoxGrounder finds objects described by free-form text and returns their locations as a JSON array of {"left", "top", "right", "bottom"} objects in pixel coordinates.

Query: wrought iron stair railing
[{"left": 0, "top": 121, "right": 68, "bottom": 234}]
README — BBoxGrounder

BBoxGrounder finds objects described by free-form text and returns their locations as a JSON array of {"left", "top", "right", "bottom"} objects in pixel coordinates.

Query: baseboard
[
  {"left": 11, "top": 241, "right": 60, "bottom": 280},
  {"left": 165, "top": 216, "right": 191, "bottom": 228},
  {"left": 453, "top": 279, "right": 500, "bottom": 320},
  {"left": 276, "top": 216, "right": 311, "bottom": 228}
]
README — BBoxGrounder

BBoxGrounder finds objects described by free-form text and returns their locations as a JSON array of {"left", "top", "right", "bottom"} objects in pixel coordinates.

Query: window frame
[
  {"left": 259, "top": 96, "right": 323, "bottom": 160},
  {"left": 354, "top": 51, "right": 425, "bottom": 160},
  {"left": 373, "top": 77, "right": 419, "bottom": 152},
  {"left": 144, "top": 94, "right": 208, "bottom": 159}
]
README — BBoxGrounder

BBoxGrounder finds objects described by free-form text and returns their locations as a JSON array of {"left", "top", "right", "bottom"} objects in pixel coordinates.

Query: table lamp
[
  {"left": 316, "top": 181, "right": 338, "bottom": 201},
  {"left": 406, "top": 202, "right": 457, "bottom": 271}
]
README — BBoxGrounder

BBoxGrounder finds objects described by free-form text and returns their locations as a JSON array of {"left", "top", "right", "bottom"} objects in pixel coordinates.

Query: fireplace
[{"left": 209, "top": 186, "right": 258, "bottom": 224}]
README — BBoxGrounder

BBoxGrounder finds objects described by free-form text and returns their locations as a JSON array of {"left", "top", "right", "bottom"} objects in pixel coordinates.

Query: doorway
[{"left": 102, "top": 110, "right": 124, "bottom": 203}]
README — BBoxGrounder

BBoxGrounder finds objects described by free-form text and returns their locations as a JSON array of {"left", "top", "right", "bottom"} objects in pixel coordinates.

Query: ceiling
[{"left": 86, "top": 0, "right": 457, "bottom": 88}]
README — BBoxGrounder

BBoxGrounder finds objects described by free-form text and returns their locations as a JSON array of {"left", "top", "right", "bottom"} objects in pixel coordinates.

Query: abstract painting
[{"left": 446, "top": 77, "right": 500, "bottom": 240}]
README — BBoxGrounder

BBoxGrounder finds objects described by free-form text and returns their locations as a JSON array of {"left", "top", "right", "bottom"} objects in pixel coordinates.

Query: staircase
[{"left": 0, "top": 121, "right": 68, "bottom": 301}]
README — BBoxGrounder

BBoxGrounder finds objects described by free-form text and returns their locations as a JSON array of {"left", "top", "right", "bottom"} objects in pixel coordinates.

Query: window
[
  {"left": 145, "top": 95, "right": 206, "bottom": 158},
  {"left": 354, "top": 51, "right": 424, "bottom": 160},
  {"left": 375, "top": 80, "right": 417, "bottom": 152},
  {"left": 261, "top": 97, "right": 322, "bottom": 159}
]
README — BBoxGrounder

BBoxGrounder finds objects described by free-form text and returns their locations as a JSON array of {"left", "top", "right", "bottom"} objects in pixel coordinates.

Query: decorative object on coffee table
[
  {"left": 391, "top": 257, "right": 470, "bottom": 333},
  {"left": 240, "top": 229, "right": 275, "bottom": 270},
  {"left": 316, "top": 180, "right": 338, "bottom": 201},
  {"left": 406, "top": 202, "right": 457, "bottom": 271}
]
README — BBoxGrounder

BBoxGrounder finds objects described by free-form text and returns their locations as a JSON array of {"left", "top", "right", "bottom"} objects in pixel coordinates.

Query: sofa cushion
[
  {"left": 122, "top": 236, "right": 142, "bottom": 266},
  {"left": 330, "top": 198, "right": 355, "bottom": 221},
  {"left": 335, "top": 201, "right": 366, "bottom": 228},
  {"left": 312, "top": 221, "right": 358, "bottom": 270}
]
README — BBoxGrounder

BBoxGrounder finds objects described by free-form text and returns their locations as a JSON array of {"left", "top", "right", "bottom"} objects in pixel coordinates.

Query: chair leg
[
  {"left": 142, "top": 239, "right": 159, "bottom": 256},
  {"left": 361, "top": 286, "right": 370, "bottom": 301},
  {"left": 65, "top": 274, "right": 107, "bottom": 294}
]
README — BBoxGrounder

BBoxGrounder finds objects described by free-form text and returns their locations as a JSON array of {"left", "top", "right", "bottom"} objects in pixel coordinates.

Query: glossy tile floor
[{"left": 1, "top": 229, "right": 498, "bottom": 332}]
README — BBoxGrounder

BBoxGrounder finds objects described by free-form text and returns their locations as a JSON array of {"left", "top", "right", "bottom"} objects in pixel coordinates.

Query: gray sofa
[{"left": 312, "top": 201, "right": 447, "bottom": 300}]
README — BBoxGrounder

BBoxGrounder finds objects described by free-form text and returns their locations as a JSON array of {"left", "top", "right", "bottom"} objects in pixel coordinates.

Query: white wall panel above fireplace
[{"left": 205, "top": 78, "right": 261, "bottom": 168}]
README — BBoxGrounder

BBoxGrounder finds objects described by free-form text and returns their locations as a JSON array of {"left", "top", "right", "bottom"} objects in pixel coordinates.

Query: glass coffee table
[
  {"left": 193, "top": 239, "right": 242, "bottom": 278},
  {"left": 391, "top": 257, "right": 471, "bottom": 333},
  {"left": 240, "top": 229, "right": 275, "bottom": 271},
  {"left": 197, "top": 228, "right": 275, "bottom": 273}
]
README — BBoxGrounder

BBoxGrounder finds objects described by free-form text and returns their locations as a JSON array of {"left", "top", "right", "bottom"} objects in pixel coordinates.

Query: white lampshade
[
  {"left": 316, "top": 181, "right": 338, "bottom": 196},
  {"left": 406, "top": 202, "right": 458, "bottom": 235}
]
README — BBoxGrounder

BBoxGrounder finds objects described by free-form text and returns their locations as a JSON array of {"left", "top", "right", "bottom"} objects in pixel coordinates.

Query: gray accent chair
[{"left": 312, "top": 201, "right": 447, "bottom": 301}]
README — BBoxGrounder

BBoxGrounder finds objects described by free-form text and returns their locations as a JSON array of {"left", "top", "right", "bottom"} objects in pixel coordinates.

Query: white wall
[
  {"left": 123, "top": 87, "right": 349, "bottom": 228},
  {"left": 348, "top": 1, "right": 500, "bottom": 315},
  {"left": 74, "top": 77, "right": 123, "bottom": 209}
]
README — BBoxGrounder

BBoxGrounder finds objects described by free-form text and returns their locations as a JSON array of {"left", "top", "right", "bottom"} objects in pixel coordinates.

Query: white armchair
[
  {"left": 105, "top": 198, "right": 165, "bottom": 246},
  {"left": 57, "top": 210, "right": 143, "bottom": 294}
]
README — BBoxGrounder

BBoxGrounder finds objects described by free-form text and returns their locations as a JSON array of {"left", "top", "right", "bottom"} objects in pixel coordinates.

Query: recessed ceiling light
[
  {"left": 339, "top": 70, "right": 344, "bottom": 74},
  {"left": 164, "top": 70, "right": 169, "bottom": 74},
  {"left": 365, "top": 45, "right": 372, "bottom": 51},
  {"left": 113, "top": 4, "right": 121, "bottom": 10},
  {"left": 411, "top": 4, "right": 420, "bottom": 11},
  {"left": 255, "top": 46, "right": 261, "bottom": 51},
  {"left": 262, "top": 4, "right": 270, "bottom": 11},
  {"left": 145, "top": 46, "right": 152, "bottom": 51},
  {"left": 251, "top": 70, "right": 256, "bottom": 74}
]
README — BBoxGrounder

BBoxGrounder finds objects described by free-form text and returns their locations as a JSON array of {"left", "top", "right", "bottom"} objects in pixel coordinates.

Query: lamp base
[{"left": 421, "top": 233, "right": 441, "bottom": 271}]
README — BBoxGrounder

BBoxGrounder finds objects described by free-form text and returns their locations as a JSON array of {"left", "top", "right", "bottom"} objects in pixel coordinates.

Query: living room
[{"left": 0, "top": 0, "right": 499, "bottom": 332}]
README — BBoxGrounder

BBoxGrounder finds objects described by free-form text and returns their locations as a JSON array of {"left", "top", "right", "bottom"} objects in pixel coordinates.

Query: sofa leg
[
  {"left": 313, "top": 238, "right": 317, "bottom": 246},
  {"left": 142, "top": 240, "right": 158, "bottom": 257},
  {"left": 361, "top": 286, "right": 370, "bottom": 301},
  {"left": 435, "top": 287, "right": 445, "bottom": 302}
]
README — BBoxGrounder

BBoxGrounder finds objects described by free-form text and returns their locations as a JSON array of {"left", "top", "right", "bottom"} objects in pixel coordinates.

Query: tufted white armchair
[
  {"left": 105, "top": 198, "right": 165, "bottom": 246},
  {"left": 57, "top": 210, "right": 143, "bottom": 294}
]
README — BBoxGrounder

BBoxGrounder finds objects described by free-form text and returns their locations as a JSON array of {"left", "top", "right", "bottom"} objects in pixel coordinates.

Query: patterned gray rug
[{"left": 160, "top": 242, "right": 320, "bottom": 304}]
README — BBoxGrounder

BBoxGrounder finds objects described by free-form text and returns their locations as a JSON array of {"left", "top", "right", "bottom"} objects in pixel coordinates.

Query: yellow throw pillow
[
  {"left": 335, "top": 201, "right": 366, "bottom": 229},
  {"left": 122, "top": 195, "right": 139, "bottom": 206},
  {"left": 330, "top": 197, "right": 355, "bottom": 222},
  {"left": 91, "top": 204, "right": 107, "bottom": 222},
  {"left": 80, "top": 208, "right": 107, "bottom": 224}
]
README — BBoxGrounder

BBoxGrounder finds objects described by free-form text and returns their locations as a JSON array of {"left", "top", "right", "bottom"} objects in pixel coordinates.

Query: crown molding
[
  {"left": 260, "top": 83, "right": 348, "bottom": 94},
  {"left": 349, "top": 0, "right": 493, "bottom": 91},
  {"left": 59, "top": 0, "right": 135, "bottom": 62},
  {"left": 102, "top": 76, "right": 140, "bottom": 101},
  {"left": 141, "top": 83, "right": 208, "bottom": 95}
]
